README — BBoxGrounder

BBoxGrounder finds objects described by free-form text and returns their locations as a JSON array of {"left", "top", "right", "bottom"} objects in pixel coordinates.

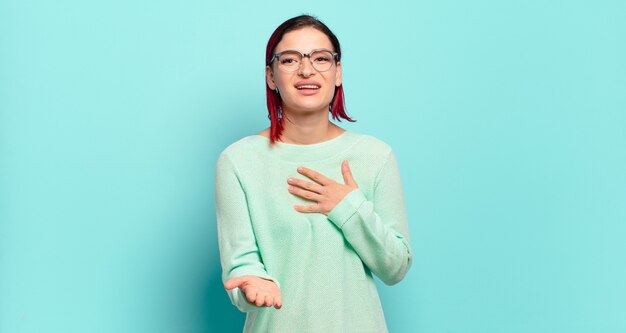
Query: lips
[{"left": 294, "top": 81, "right": 321, "bottom": 90}]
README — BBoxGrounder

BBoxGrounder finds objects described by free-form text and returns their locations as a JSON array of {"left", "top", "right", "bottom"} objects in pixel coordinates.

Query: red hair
[{"left": 265, "top": 15, "right": 355, "bottom": 143}]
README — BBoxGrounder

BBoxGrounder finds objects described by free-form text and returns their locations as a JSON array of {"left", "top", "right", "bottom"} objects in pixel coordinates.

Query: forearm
[
  {"left": 216, "top": 153, "right": 280, "bottom": 311},
  {"left": 327, "top": 188, "right": 412, "bottom": 285}
]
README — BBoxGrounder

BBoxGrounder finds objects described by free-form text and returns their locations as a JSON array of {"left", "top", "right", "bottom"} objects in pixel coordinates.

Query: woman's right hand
[{"left": 224, "top": 275, "right": 282, "bottom": 309}]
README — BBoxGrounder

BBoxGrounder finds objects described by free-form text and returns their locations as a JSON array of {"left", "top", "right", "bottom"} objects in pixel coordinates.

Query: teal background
[{"left": 1, "top": 0, "right": 625, "bottom": 332}]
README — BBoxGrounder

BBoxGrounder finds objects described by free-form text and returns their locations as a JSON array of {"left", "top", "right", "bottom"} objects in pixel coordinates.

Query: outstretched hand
[
  {"left": 287, "top": 160, "right": 359, "bottom": 215},
  {"left": 224, "top": 275, "right": 282, "bottom": 309}
]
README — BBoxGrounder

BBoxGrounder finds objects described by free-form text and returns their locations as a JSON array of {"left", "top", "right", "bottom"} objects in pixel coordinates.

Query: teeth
[{"left": 297, "top": 85, "right": 319, "bottom": 89}]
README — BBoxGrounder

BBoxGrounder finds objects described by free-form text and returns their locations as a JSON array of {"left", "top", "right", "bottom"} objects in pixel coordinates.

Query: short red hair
[{"left": 265, "top": 15, "right": 355, "bottom": 143}]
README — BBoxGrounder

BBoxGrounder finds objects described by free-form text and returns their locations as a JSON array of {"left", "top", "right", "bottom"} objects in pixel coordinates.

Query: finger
[
  {"left": 264, "top": 294, "right": 275, "bottom": 307},
  {"left": 274, "top": 291, "right": 283, "bottom": 309},
  {"left": 341, "top": 160, "right": 358, "bottom": 187},
  {"left": 297, "top": 166, "right": 331, "bottom": 185},
  {"left": 243, "top": 285, "right": 258, "bottom": 302},
  {"left": 224, "top": 276, "right": 247, "bottom": 290},
  {"left": 293, "top": 204, "right": 322, "bottom": 214},
  {"left": 255, "top": 293, "right": 266, "bottom": 307},
  {"left": 287, "top": 177, "right": 324, "bottom": 194},
  {"left": 288, "top": 186, "right": 322, "bottom": 202}
]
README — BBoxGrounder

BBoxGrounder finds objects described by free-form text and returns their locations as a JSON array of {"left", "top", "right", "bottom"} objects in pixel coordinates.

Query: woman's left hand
[{"left": 287, "top": 160, "right": 358, "bottom": 215}]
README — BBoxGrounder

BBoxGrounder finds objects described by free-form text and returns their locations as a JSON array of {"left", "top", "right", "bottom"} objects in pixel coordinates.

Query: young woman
[{"left": 215, "top": 14, "right": 412, "bottom": 333}]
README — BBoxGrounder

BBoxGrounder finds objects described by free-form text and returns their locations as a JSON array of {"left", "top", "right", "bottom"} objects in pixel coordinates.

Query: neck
[{"left": 279, "top": 108, "right": 343, "bottom": 144}]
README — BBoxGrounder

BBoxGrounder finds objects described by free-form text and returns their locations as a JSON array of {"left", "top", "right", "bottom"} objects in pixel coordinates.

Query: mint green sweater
[{"left": 215, "top": 131, "right": 412, "bottom": 333}]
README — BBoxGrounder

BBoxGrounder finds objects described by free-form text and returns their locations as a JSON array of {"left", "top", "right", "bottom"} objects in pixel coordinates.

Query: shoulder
[
  {"left": 350, "top": 132, "right": 394, "bottom": 157},
  {"left": 217, "top": 135, "right": 259, "bottom": 165}
]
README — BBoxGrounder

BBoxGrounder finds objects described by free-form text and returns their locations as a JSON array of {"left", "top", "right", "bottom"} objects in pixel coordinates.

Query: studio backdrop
[{"left": 1, "top": 0, "right": 625, "bottom": 332}]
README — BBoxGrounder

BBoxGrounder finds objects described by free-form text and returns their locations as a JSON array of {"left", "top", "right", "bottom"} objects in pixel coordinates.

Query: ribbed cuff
[
  {"left": 327, "top": 189, "right": 367, "bottom": 229},
  {"left": 231, "top": 287, "right": 260, "bottom": 312}
]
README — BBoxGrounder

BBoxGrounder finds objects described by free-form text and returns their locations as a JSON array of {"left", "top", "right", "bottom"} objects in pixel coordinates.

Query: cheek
[
  {"left": 324, "top": 85, "right": 336, "bottom": 98},
  {"left": 323, "top": 75, "right": 338, "bottom": 95},
  {"left": 271, "top": 71, "right": 288, "bottom": 88}
]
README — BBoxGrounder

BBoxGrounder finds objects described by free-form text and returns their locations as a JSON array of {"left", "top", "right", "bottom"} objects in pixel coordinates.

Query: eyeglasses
[{"left": 270, "top": 49, "right": 339, "bottom": 73}]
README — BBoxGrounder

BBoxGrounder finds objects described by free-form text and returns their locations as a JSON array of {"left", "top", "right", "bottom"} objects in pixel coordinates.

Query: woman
[{"left": 215, "top": 15, "right": 412, "bottom": 332}]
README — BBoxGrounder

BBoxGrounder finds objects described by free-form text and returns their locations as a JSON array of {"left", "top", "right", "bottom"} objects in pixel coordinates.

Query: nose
[{"left": 298, "top": 55, "right": 315, "bottom": 77}]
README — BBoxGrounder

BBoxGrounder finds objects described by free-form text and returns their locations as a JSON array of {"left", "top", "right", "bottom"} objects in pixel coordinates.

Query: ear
[
  {"left": 266, "top": 66, "right": 277, "bottom": 90},
  {"left": 335, "top": 61, "right": 342, "bottom": 87}
]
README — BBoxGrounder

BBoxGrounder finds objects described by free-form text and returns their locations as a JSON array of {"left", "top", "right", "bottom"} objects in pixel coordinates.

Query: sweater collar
[{"left": 245, "top": 130, "right": 361, "bottom": 163}]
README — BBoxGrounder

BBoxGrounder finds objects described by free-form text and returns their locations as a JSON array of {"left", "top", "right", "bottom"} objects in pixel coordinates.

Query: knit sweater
[{"left": 215, "top": 130, "right": 412, "bottom": 333}]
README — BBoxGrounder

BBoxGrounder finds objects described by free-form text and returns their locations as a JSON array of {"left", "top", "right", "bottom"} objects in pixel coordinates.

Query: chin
[
  {"left": 292, "top": 105, "right": 330, "bottom": 114},
  {"left": 284, "top": 100, "right": 332, "bottom": 114}
]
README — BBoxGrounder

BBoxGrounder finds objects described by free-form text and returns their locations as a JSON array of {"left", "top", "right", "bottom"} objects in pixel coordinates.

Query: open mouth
[{"left": 295, "top": 84, "right": 321, "bottom": 90}]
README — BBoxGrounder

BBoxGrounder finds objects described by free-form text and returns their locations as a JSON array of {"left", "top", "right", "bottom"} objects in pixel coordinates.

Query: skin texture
[
  {"left": 265, "top": 27, "right": 342, "bottom": 120},
  {"left": 224, "top": 27, "right": 357, "bottom": 310},
  {"left": 224, "top": 275, "right": 283, "bottom": 309},
  {"left": 263, "top": 27, "right": 344, "bottom": 145},
  {"left": 288, "top": 160, "right": 358, "bottom": 215}
]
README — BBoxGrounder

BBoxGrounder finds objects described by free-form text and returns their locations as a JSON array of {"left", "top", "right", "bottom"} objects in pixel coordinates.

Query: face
[{"left": 266, "top": 27, "right": 342, "bottom": 116}]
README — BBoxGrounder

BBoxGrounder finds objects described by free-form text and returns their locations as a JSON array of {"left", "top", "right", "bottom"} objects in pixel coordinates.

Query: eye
[
  {"left": 311, "top": 51, "right": 333, "bottom": 64},
  {"left": 313, "top": 56, "right": 331, "bottom": 63},
  {"left": 279, "top": 53, "right": 301, "bottom": 66}
]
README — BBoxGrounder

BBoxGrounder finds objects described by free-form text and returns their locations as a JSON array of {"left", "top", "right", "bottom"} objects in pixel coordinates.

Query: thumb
[
  {"left": 224, "top": 276, "right": 247, "bottom": 290},
  {"left": 341, "top": 160, "right": 358, "bottom": 187}
]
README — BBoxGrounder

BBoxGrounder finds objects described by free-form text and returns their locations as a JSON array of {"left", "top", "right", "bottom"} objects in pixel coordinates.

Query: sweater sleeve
[
  {"left": 327, "top": 150, "right": 412, "bottom": 285},
  {"left": 215, "top": 153, "right": 280, "bottom": 312}
]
